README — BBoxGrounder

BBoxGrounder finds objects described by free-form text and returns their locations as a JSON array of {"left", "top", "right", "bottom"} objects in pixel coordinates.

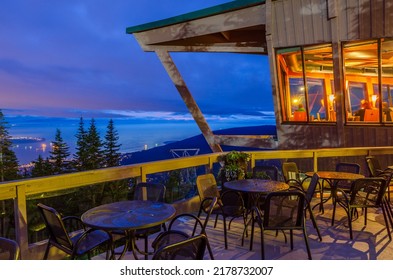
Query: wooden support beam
[{"left": 155, "top": 50, "right": 222, "bottom": 153}]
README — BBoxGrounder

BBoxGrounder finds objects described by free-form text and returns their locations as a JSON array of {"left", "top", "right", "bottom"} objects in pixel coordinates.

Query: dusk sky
[{"left": 0, "top": 0, "right": 274, "bottom": 123}]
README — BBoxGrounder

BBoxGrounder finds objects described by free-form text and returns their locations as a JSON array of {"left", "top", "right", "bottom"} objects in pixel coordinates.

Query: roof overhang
[{"left": 127, "top": 0, "right": 267, "bottom": 54}]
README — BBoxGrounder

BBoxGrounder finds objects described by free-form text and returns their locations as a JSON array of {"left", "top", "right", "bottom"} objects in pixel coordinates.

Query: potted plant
[{"left": 217, "top": 151, "right": 250, "bottom": 182}]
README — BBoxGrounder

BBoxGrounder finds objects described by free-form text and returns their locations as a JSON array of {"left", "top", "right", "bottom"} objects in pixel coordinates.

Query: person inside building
[
  {"left": 382, "top": 102, "right": 392, "bottom": 122},
  {"left": 354, "top": 100, "right": 372, "bottom": 121},
  {"left": 296, "top": 103, "right": 306, "bottom": 112}
]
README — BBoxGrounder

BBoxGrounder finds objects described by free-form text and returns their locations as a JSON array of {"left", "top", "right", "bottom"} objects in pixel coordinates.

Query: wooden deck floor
[{"left": 95, "top": 200, "right": 393, "bottom": 260}]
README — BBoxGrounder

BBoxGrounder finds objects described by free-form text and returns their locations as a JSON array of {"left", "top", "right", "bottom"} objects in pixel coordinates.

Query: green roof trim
[{"left": 126, "top": 0, "right": 265, "bottom": 34}]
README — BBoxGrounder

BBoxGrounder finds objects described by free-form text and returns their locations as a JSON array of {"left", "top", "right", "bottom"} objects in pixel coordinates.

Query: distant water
[{"left": 7, "top": 116, "right": 275, "bottom": 165}]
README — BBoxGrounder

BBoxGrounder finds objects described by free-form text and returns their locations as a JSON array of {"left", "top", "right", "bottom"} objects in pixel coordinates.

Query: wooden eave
[
  {"left": 128, "top": 3, "right": 267, "bottom": 54},
  {"left": 126, "top": 0, "right": 274, "bottom": 153}
]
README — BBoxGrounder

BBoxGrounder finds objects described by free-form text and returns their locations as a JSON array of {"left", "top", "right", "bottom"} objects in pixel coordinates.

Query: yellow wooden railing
[{"left": 1, "top": 146, "right": 393, "bottom": 259}]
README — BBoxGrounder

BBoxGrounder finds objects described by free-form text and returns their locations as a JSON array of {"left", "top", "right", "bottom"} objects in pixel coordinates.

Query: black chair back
[
  {"left": 251, "top": 191, "right": 312, "bottom": 259},
  {"left": 37, "top": 203, "right": 112, "bottom": 259},
  {"left": 336, "top": 162, "right": 361, "bottom": 174},
  {"left": 153, "top": 212, "right": 215, "bottom": 259},
  {"left": 133, "top": 182, "right": 166, "bottom": 202},
  {"left": 304, "top": 173, "right": 320, "bottom": 205},
  {"left": 37, "top": 203, "right": 73, "bottom": 252},
  {"left": 0, "top": 237, "right": 20, "bottom": 260},
  {"left": 349, "top": 177, "right": 387, "bottom": 207},
  {"left": 153, "top": 234, "right": 207, "bottom": 260},
  {"left": 262, "top": 191, "right": 305, "bottom": 229},
  {"left": 253, "top": 165, "right": 279, "bottom": 180}
]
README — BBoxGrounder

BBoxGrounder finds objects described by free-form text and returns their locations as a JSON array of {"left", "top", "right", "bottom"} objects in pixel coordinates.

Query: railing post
[
  {"left": 313, "top": 152, "right": 318, "bottom": 171},
  {"left": 250, "top": 154, "right": 256, "bottom": 171},
  {"left": 140, "top": 166, "right": 147, "bottom": 183},
  {"left": 15, "top": 184, "right": 29, "bottom": 260}
]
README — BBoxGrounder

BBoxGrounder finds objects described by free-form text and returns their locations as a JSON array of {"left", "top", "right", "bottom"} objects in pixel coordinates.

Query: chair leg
[
  {"left": 144, "top": 236, "right": 149, "bottom": 260},
  {"left": 348, "top": 208, "right": 353, "bottom": 240},
  {"left": 249, "top": 215, "right": 255, "bottom": 251},
  {"left": 381, "top": 202, "right": 392, "bottom": 240},
  {"left": 206, "top": 239, "right": 215, "bottom": 260},
  {"left": 214, "top": 214, "right": 219, "bottom": 228},
  {"left": 222, "top": 216, "right": 228, "bottom": 250},
  {"left": 260, "top": 228, "right": 265, "bottom": 260},
  {"left": 302, "top": 223, "right": 312, "bottom": 260},
  {"left": 43, "top": 242, "right": 51, "bottom": 260},
  {"left": 290, "top": 229, "right": 293, "bottom": 250},
  {"left": 364, "top": 208, "right": 368, "bottom": 226},
  {"left": 243, "top": 214, "right": 248, "bottom": 238},
  {"left": 308, "top": 206, "right": 322, "bottom": 241},
  {"left": 331, "top": 195, "right": 337, "bottom": 226},
  {"left": 193, "top": 208, "right": 203, "bottom": 236},
  {"left": 383, "top": 198, "right": 393, "bottom": 231}
]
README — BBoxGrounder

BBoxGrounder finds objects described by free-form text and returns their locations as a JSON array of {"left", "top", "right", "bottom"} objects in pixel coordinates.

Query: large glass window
[
  {"left": 278, "top": 39, "right": 393, "bottom": 125},
  {"left": 276, "top": 44, "right": 334, "bottom": 122},
  {"left": 381, "top": 38, "right": 393, "bottom": 122},
  {"left": 343, "top": 40, "right": 379, "bottom": 122}
]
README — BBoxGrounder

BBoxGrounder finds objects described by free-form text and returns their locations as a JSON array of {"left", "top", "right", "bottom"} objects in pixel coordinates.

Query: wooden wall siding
[
  {"left": 276, "top": 125, "right": 339, "bottom": 149},
  {"left": 385, "top": 1, "right": 393, "bottom": 35},
  {"left": 277, "top": 124, "right": 393, "bottom": 150},
  {"left": 340, "top": 0, "right": 393, "bottom": 41},
  {"left": 270, "top": 0, "right": 331, "bottom": 48},
  {"left": 344, "top": 126, "right": 393, "bottom": 148}
]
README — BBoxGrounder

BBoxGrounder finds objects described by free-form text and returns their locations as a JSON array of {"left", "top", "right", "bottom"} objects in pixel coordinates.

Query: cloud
[{"left": 101, "top": 109, "right": 275, "bottom": 122}]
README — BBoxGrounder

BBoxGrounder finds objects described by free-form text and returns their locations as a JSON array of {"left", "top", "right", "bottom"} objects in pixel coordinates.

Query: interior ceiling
[{"left": 285, "top": 43, "right": 393, "bottom": 74}]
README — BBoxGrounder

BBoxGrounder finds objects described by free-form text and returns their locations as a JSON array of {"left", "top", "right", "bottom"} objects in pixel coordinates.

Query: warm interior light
[
  {"left": 329, "top": 94, "right": 335, "bottom": 103},
  {"left": 372, "top": 95, "right": 378, "bottom": 107}
]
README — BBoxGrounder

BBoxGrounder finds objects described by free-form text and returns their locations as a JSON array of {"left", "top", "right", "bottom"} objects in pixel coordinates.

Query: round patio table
[
  {"left": 224, "top": 178, "right": 289, "bottom": 209},
  {"left": 305, "top": 171, "right": 365, "bottom": 225},
  {"left": 224, "top": 179, "right": 289, "bottom": 248},
  {"left": 81, "top": 200, "right": 176, "bottom": 259}
]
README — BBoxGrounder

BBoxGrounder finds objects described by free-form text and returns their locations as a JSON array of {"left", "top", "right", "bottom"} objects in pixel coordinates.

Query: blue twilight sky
[{"left": 0, "top": 0, "right": 274, "bottom": 123}]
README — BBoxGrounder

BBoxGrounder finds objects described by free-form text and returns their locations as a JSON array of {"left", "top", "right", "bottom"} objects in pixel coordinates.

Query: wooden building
[{"left": 126, "top": 0, "right": 393, "bottom": 152}]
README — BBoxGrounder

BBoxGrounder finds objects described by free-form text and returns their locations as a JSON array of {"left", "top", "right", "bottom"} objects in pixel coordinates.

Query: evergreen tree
[
  {"left": 0, "top": 110, "right": 19, "bottom": 181},
  {"left": 31, "top": 155, "right": 53, "bottom": 177},
  {"left": 49, "top": 128, "right": 70, "bottom": 174},
  {"left": 85, "top": 118, "right": 103, "bottom": 170},
  {"left": 103, "top": 119, "right": 121, "bottom": 167},
  {"left": 73, "top": 117, "right": 88, "bottom": 171}
]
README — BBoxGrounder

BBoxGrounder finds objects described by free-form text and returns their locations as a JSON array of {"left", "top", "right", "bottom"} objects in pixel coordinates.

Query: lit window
[
  {"left": 276, "top": 44, "right": 334, "bottom": 122},
  {"left": 343, "top": 40, "right": 379, "bottom": 122}
]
